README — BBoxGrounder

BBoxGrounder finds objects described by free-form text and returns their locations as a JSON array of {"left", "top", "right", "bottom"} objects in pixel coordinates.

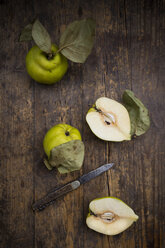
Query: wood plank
[
  {"left": 0, "top": 0, "right": 164, "bottom": 247},
  {"left": 0, "top": 1, "right": 35, "bottom": 247},
  {"left": 125, "top": 1, "right": 165, "bottom": 247},
  {"left": 32, "top": 1, "right": 85, "bottom": 247}
]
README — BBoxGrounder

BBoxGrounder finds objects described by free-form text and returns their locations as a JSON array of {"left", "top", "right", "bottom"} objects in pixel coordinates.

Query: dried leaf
[
  {"left": 19, "top": 24, "right": 33, "bottom": 42},
  {"left": 123, "top": 90, "right": 150, "bottom": 136},
  {"left": 32, "top": 19, "right": 51, "bottom": 53},
  {"left": 44, "top": 140, "right": 85, "bottom": 174},
  {"left": 59, "top": 19, "right": 95, "bottom": 63}
]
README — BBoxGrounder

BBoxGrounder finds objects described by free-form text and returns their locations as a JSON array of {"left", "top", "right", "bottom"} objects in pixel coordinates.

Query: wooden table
[{"left": 0, "top": 0, "right": 164, "bottom": 247}]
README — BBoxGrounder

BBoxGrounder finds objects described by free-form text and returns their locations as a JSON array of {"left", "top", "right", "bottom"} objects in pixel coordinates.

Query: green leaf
[
  {"left": 19, "top": 24, "right": 33, "bottom": 42},
  {"left": 122, "top": 90, "right": 150, "bottom": 136},
  {"left": 44, "top": 140, "right": 85, "bottom": 174},
  {"left": 32, "top": 19, "right": 51, "bottom": 54},
  {"left": 59, "top": 19, "right": 96, "bottom": 63}
]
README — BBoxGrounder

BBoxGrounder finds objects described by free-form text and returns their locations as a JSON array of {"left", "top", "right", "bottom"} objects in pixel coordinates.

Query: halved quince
[
  {"left": 86, "top": 197, "right": 138, "bottom": 235},
  {"left": 86, "top": 97, "right": 131, "bottom": 141}
]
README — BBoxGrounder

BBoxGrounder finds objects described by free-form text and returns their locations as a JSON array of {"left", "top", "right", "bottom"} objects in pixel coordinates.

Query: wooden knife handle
[{"left": 32, "top": 180, "right": 80, "bottom": 211}]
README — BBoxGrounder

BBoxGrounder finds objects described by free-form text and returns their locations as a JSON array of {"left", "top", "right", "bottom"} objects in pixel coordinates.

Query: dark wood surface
[{"left": 0, "top": 0, "right": 165, "bottom": 247}]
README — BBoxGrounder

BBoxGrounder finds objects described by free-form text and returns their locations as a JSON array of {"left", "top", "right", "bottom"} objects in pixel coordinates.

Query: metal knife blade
[
  {"left": 32, "top": 163, "right": 114, "bottom": 211},
  {"left": 78, "top": 163, "right": 114, "bottom": 184}
]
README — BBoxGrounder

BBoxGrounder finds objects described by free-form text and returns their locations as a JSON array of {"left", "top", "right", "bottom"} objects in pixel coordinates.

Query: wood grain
[{"left": 0, "top": 0, "right": 164, "bottom": 247}]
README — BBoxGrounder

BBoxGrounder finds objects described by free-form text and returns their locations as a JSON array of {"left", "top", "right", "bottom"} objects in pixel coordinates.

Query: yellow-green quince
[
  {"left": 26, "top": 44, "right": 68, "bottom": 84},
  {"left": 43, "top": 124, "right": 82, "bottom": 158}
]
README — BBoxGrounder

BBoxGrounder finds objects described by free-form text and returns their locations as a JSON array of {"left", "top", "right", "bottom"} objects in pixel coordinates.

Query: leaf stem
[{"left": 55, "top": 42, "right": 74, "bottom": 55}]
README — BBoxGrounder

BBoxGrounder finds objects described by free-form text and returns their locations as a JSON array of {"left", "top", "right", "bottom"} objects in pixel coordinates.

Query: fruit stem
[
  {"left": 47, "top": 52, "right": 55, "bottom": 60},
  {"left": 65, "top": 131, "right": 70, "bottom": 136}
]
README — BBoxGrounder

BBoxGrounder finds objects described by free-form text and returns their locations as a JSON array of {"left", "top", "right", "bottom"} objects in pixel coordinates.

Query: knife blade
[{"left": 32, "top": 163, "right": 114, "bottom": 211}]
